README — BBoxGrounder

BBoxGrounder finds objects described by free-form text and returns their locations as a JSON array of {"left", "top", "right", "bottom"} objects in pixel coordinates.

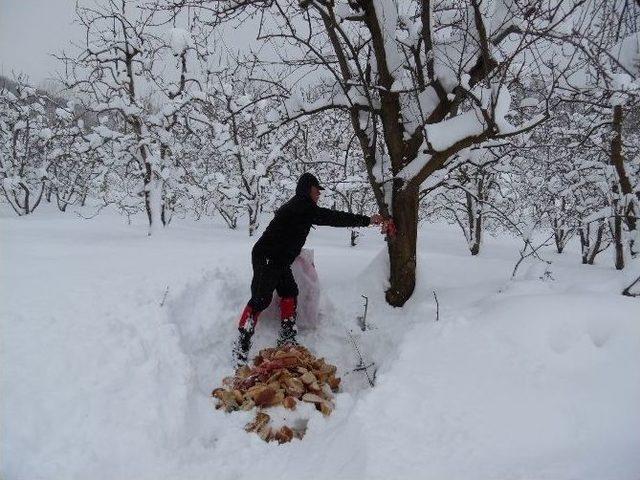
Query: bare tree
[
  {"left": 0, "top": 79, "right": 78, "bottom": 215},
  {"left": 171, "top": 0, "right": 589, "bottom": 305},
  {"left": 57, "top": 0, "right": 204, "bottom": 234},
  {"left": 199, "top": 61, "right": 297, "bottom": 235},
  {"left": 554, "top": 0, "right": 640, "bottom": 268}
]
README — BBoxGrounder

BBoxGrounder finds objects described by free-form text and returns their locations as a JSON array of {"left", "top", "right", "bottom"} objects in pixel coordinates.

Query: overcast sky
[
  {"left": 0, "top": 0, "right": 80, "bottom": 85},
  {"left": 0, "top": 0, "right": 262, "bottom": 87}
]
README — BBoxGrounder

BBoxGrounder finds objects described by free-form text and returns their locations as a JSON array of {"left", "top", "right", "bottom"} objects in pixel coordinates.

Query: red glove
[
  {"left": 381, "top": 218, "right": 397, "bottom": 239},
  {"left": 371, "top": 214, "right": 397, "bottom": 239},
  {"left": 370, "top": 214, "right": 384, "bottom": 225}
]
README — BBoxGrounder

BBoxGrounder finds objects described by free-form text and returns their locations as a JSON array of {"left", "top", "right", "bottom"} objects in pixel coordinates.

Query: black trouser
[{"left": 247, "top": 250, "right": 299, "bottom": 312}]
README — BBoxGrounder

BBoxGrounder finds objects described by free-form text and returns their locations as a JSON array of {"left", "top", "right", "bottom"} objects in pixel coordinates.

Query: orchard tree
[
  {"left": 422, "top": 144, "right": 512, "bottom": 255},
  {"left": 0, "top": 80, "right": 56, "bottom": 215},
  {"left": 198, "top": 62, "right": 297, "bottom": 235},
  {"left": 555, "top": 0, "right": 640, "bottom": 268},
  {"left": 178, "top": 0, "right": 595, "bottom": 305},
  {"left": 58, "top": 0, "right": 206, "bottom": 234}
]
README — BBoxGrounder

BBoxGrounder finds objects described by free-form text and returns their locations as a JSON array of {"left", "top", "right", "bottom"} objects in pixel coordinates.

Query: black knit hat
[{"left": 296, "top": 173, "right": 325, "bottom": 197}]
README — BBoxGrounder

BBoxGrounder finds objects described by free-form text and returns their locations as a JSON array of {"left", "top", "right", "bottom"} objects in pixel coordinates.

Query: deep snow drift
[{"left": 2, "top": 209, "right": 639, "bottom": 480}]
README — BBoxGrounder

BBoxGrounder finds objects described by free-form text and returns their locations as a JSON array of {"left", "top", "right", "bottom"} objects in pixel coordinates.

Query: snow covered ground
[{"left": 2, "top": 208, "right": 640, "bottom": 480}]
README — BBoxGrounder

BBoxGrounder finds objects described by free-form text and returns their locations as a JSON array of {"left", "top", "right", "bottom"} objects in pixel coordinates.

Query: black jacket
[{"left": 253, "top": 178, "right": 370, "bottom": 265}]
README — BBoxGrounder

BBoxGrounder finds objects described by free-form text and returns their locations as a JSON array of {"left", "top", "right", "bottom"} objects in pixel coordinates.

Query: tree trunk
[
  {"left": 470, "top": 216, "right": 481, "bottom": 256},
  {"left": 58, "top": 196, "right": 68, "bottom": 212},
  {"left": 466, "top": 191, "right": 477, "bottom": 255},
  {"left": 579, "top": 227, "right": 588, "bottom": 264},
  {"left": 610, "top": 214, "right": 624, "bottom": 270},
  {"left": 161, "top": 201, "right": 168, "bottom": 226},
  {"left": 248, "top": 201, "right": 259, "bottom": 237},
  {"left": 580, "top": 221, "right": 605, "bottom": 265},
  {"left": 551, "top": 203, "right": 569, "bottom": 254},
  {"left": 30, "top": 181, "right": 46, "bottom": 213},
  {"left": 386, "top": 182, "right": 418, "bottom": 307},
  {"left": 554, "top": 225, "right": 566, "bottom": 254},
  {"left": 145, "top": 173, "right": 163, "bottom": 235},
  {"left": 144, "top": 182, "right": 153, "bottom": 229},
  {"left": 588, "top": 225, "right": 603, "bottom": 265},
  {"left": 610, "top": 104, "right": 638, "bottom": 257},
  {"left": 469, "top": 204, "right": 482, "bottom": 256},
  {"left": 350, "top": 229, "right": 359, "bottom": 247},
  {"left": 218, "top": 206, "right": 238, "bottom": 230},
  {"left": 554, "top": 224, "right": 571, "bottom": 254},
  {"left": 19, "top": 183, "right": 30, "bottom": 214}
]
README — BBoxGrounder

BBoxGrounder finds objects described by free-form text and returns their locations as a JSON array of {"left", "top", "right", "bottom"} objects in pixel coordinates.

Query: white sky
[
  {"left": 0, "top": 0, "right": 80, "bottom": 85},
  {"left": 0, "top": 0, "right": 264, "bottom": 87}
]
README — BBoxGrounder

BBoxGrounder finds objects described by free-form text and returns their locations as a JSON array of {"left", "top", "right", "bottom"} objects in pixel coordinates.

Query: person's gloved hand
[
  {"left": 381, "top": 218, "right": 397, "bottom": 238},
  {"left": 370, "top": 214, "right": 385, "bottom": 225},
  {"left": 370, "top": 214, "right": 397, "bottom": 238}
]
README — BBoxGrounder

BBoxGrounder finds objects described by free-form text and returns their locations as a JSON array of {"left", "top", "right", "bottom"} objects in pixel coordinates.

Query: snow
[
  {"left": 168, "top": 28, "right": 193, "bottom": 55},
  {"left": 397, "top": 144, "right": 431, "bottom": 183},
  {"left": 2, "top": 207, "right": 640, "bottom": 480},
  {"left": 612, "top": 32, "right": 640, "bottom": 77},
  {"left": 610, "top": 73, "right": 637, "bottom": 93},
  {"left": 372, "top": 0, "right": 402, "bottom": 80},
  {"left": 358, "top": 290, "right": 640, "bottom": 479},
  {"left": 55, "top": 107, "right": 73, "bottom": 120},
  {"left": 417, "top": 86, "right": 439, "bottom": 118},
  {"left": 37, "top": 128, "right": 53, "bottom": 141},
  {"left": 520, "top": 97, "right": 540, "bottom": 108},
  {"left": 265, "top": 109, "right": 280, "bottom": 123},
  {"left": 333, "top": 4, "right": 353, "bottom": 22},
  {"left": 494, "top": 85, "right": 515, "bottom": 133},
  {"left": 426, "top": 110, "right": 486, "bottom": 152}
]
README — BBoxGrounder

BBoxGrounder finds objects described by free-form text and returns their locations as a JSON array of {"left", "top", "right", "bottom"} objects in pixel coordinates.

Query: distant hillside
[
  {"left": 0, "top": 74, "right": 95, "bottom": 126},
  {"left": 0, "top": 74, "right": 68, "bottom": 111}
]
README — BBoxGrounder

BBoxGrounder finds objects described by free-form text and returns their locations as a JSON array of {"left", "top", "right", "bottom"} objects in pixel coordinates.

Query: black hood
[{"left": 295, "top": 173, "right": 324, "bottom": 198}]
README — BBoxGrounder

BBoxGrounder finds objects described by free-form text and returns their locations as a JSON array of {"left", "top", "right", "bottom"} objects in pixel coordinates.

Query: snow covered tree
[
  {"left": 0, "top": 79, "right": 61, "bottom": 215},
  {"left": 179, "top": 0, "right": 597, "bottom": 305},
  {"left": 552, "top": 0, "right": 640, "bottom": 268},
  {"left": 58, "top": 0, "right": 206, "bottom": 234},
  {"left": 421, "top": 144, "right": 514, "bottom": 255},
  {"left": 197, "top": 62, "right": 298, "bottom": 235},
  {"left": 42, "top": 107, "right": 88, "bottom": 212}
]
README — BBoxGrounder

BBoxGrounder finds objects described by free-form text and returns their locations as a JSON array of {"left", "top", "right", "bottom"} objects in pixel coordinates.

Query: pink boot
[
  {"left": 277, "top": 297, "right": 298, "bottom": 347},
  {"left": 233, "top": 305, "right": 260, "bottom": 366}
]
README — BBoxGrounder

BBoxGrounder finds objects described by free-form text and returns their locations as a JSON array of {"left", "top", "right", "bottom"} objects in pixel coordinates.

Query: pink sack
[{"left": 260, "top": 248, "right": 320, "bottom": 329}]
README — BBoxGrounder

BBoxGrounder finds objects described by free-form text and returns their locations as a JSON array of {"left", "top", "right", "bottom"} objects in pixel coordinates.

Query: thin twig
[
  {"left": 346, "top": 329, "right": 375, "bottom": 388},
  {"left": 357, "top": 295, "right": 369, "bottom": 331},
  {"left": 622, "top": 274, "right": 640, "bottom": 297},
  {"left": 159, "top": 286, "right": 170, "bottom": 307},
  {"left": 433, "top": 290, "right": 439, "bottom": 322},
  {"left": 511, "top": 233, "right": 555, "bottom": 279}
]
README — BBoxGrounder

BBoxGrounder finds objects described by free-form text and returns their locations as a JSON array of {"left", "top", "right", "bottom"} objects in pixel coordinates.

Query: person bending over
[{"left": 232, "top": 172, "right": 385, "bottom": 366}]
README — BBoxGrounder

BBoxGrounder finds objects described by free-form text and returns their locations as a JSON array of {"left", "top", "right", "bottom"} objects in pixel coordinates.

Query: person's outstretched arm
[{"left": 312, "top": 206, "right": 384, "bottom": 228}]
